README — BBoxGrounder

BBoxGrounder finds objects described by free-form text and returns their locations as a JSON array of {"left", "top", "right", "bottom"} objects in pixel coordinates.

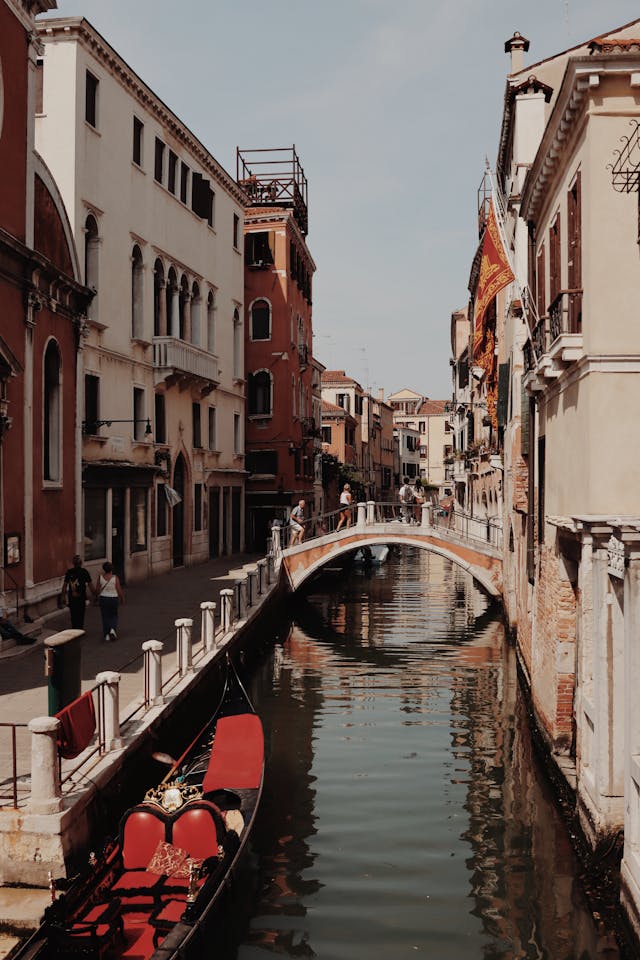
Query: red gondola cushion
[
  {"left": 202, "top": 714, "right": 263, "bottom": 792},
  {"left": 172, "top": 807, "right": 220, "bottom": 861},
  {"left": 121, "top": 810, "right": 166, "bottom": 870},
  {"left": 113, "top": 871, "right": 161, "bottom": 892}
]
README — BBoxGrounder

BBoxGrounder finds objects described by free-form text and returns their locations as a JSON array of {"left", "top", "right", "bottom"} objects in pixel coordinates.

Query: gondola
[{"left": 15, "top": 656, "right": 264, "bottom": 960}]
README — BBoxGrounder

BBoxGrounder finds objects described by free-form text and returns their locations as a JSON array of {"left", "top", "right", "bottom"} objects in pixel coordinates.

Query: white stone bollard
[
  {"left": 175, "top": 618, "right": 193, "bottom": 676},
  {"left": 248, "top": 569, "right": 258, "bottom": 608},
  {"left": 220, "top": 589, "right": 234, "bottom": 632},
  {"left": 257, "top": 559, "right": 267, "bottom": 594},
  {"left": 143, "top": 640, "right": 164, "bottom": 705},
  {"left": 28, "top": 717, "right": 62, "bottom": 814},
  {"left": 266, "top": 554, "right": 274, "bottom": 584},
  {"left": 95, "top": 672, "right": 122, "bottom": 751},
  {"left": 367, "top": 501, "right": 375, "bottom": 525},
  {"left": 422, "top": 502, "right": 430, "bottom": 528},
  {"left": 200, "top": 602, "right": 216, "bottom": 653},
  {"left": 357, "top": 502, "right": 367, "bottom": 528}
]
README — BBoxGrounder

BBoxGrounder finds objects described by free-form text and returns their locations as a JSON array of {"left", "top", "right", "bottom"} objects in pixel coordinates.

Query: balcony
[
  {"left": 301, "top": 417, "right": 321, "bottom": 439},
  {"left": 548, "top": 289, "right": 583, "bottom": 362},
  {"left": 153, "top": 337, "right": 220, "bottom": 396}
]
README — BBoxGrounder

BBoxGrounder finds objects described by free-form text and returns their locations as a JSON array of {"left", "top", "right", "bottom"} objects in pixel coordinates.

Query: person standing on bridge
[
  {"left": 399, "top": 477, "right": 414, "bottom": 524},
  {"left": 336, "top": 483, "right": 352, "bottom": 531},
  {"left": 289, "top": 499, "right": 306, "bottom": 546}
]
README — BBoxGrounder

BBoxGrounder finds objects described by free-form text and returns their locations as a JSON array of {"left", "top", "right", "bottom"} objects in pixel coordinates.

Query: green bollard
[{"left": 44, "top": 630, "right": 84, "bottom": 715}]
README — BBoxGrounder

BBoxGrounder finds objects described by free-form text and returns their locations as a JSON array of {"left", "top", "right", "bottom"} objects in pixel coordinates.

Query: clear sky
[{"left": 44, "top": 0, "right": 640, "bottom": 399}]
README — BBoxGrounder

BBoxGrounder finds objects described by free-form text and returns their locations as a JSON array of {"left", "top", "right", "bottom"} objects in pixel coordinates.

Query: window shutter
[
  {"left": 520, "top": 381, "right": 530, "bottom": 456},
  {"left": 497, "top": 361, "right": 510, "bottom": 428}
]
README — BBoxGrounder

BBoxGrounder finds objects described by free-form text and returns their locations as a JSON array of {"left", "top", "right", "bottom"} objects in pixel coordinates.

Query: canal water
[{"left": 228, "top": 546, "right": 628, "bottom": 959}]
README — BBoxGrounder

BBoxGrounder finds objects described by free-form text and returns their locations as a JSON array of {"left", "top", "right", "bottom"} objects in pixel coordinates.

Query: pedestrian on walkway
[
  {"left": 94, "top": 562, "right": 124, "bottom": 642},
  {"left": 336, "top": 483, "right": 352, "bottom": 531},
  {"left": 399, "top": 477, "right": 414, "bottom": 524},
  {"left": 61, "top": 554, "right": 94, "bottom": 629},
  {"left": 0, "top": 607, "right": 34, "bottom": 645}
]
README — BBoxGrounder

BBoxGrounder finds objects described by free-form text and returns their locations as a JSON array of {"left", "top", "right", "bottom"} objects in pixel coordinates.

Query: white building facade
[{"left": 36, "top": 17, "right": 247, "bottom": 582}]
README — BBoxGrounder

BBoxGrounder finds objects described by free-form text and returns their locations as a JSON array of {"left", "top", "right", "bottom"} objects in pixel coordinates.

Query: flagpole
[{"left": 485, "top": 164, "right": 540, "bottom": 364}]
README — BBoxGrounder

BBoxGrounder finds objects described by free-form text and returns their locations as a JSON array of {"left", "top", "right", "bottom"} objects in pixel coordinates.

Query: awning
[{"left": 82, "top": 461, "right": 161, "bottom": 488}]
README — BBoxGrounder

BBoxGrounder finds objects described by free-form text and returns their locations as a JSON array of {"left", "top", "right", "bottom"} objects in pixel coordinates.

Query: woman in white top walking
[
  {"left": 336, "top": 483, "right": 352, "bottom": 531},
  {"left": 94, "top": 561, "right": 124, "bottom": 642}
]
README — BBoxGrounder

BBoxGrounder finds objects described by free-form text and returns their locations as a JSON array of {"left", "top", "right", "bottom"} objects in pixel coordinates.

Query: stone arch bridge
[{"left": 276, "top": 504, "right": 503, "bottom": 598}]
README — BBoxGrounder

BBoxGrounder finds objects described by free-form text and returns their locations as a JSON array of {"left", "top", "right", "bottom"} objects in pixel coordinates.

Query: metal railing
[
  {"left": 548, "top": 289, "right": 583, "bottom": 341},
  {"left": 431, "top": 506, "right": 503, "bottom": 549},
  {"left": 0, "top": 722, "right": 28, "bottom": 808}
]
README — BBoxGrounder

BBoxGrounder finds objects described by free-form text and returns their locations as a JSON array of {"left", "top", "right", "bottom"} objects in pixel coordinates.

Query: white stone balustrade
[
  {"left": 367, "top": 501, "right": 375, "bottom": 524},
  {"left": 200, "top": 601, "right": 216, "bottom": 652},
  {"left": 248, "top": 569, "right": 258, "bottom": 607},
  {"left": 220, "top": 589, "right": 234, "bottom": 632},
  {"left": 357, "top": 502, "right": 367, "bottom": 528},
  {"left": 143, "top": 639, "right": 164, "bottom": 705},
  {"left": 28, "top": 717, "right": 62, "bottom": 815},
  {"left": 257, "top": 559, "right": 267, "bottom": 594},
  {"left": 175, "top": 618, "right": 193, "bottom": 676},
  {"left": 96, "top": 672, "right": 122, "bottom": 751},
  {"left": 422, "top": 503, "right": 430, "bottom": 528}
]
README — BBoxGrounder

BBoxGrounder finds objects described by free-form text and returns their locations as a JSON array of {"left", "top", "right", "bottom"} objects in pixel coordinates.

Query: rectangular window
[
  {"left": 84, "top": 374, "right": 100, "bottom": 435},
  {"left": 154, "top": 138, "right": 165, "bottom": 183},
  {"left": 130, "top": 488, "right": 148, "bottom": 553},
  {"left": 133, "top": 387, "right": 145, "bottom": 441},
  {"left": 154, "top": 393, "right": 166, "bottom": 444},
  {"left": 246, "top": 450, "right": 278, "bottom": 476},
  {"left": 35, "top": 58, "right": 44, "bottom": 114},
  {"left": 85, "top": 71, "right": 98, "bottom": 127},
  {"left": 246, "top": 231, "right": 274, "bottom": 267},
  {"left": 549, "top": 213, "right": 561, "bottom": 305},
  {"left": 191, "top": 172, "right": 214, "bottom": 226},
  {"left": 536, "top": 243, "right": 546, "bottom": 317},
  {"left": 208, "top": 407, "right": 217, "bottom": 450},
  {"left": 156, "top": 483, "right": 167, "bottom": 537},
  {"left": 233, "top": 213, "right": 240, "bottom": 249},
  {"left": 322, "top": 425, "right": 332, "bottom": 444},
  {"left": 567, "top": 171, "right": 582, "bottom": 332},
  {"left": 168, "top": 151, "right": 178, "bottom": 195},
  {"left": 133, "top": 117, "right": 144, "bottom": 166},
  {"left": 84, "top": 488, "right": 106, "bottom": 560},
  {"left": 180, "top": 162, "right": 189, "bottom": 203},
  {"left": 194, "top": 483, "right": 203, "bottom": 531},
  {"left": 537, "top": 436, "right": 546, "bottom": 545},
  {"left": 233, "top": 413, "right": 241, "bottom": 454},
  {"left": 192, "top": 402, "right": 202, "bottom": 448}
]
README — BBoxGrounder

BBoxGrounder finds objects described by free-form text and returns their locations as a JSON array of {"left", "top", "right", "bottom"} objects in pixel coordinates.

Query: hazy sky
[{"left": 45, "top": 0, "right": 640, "bottom": 399}]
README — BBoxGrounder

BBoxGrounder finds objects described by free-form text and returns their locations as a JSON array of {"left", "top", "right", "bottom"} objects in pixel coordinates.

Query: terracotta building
[
  {"left": 0, "top": 0, "right": 90, "bottom": 628},
  {"left": 238, "top": 147, "right": 318, "bottom": 550}
]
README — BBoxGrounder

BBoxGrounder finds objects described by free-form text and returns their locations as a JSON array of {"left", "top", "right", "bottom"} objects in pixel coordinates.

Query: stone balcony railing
[
  {"left": 523, "top": 289, "right": 583, "bottom": 392},
  {"left": 153, "top": 337, "right": 220, "bottom": 392}
]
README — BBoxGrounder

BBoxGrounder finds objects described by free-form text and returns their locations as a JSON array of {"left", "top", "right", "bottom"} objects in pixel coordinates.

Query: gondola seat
[
  {"left": 49, "top": 897, "right": 123, "bottom": 959},
  {"left": 113, "top": 807, "right": 167, "bottom": 902},
  {"left": 150, "top": 898, "right": 187, "bottom": 947},
  {"left": 202, "top": 714, "right": 264, "bottom": 792}
]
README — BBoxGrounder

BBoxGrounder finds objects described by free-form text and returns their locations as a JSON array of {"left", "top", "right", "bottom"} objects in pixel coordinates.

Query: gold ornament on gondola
[{"left": 143, "top": 780, "right": 202, "bottom": 812}]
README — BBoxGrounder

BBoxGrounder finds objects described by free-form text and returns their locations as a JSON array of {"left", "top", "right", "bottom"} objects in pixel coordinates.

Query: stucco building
[
  {"left": 238, "top": 147, "right": 318, "bottom": 550},
  {"left": 0, "top": 0, "right": 90, "bottom": 628},
  {"left": 35, "top": 17, "right": 247, "bottom": 584}
]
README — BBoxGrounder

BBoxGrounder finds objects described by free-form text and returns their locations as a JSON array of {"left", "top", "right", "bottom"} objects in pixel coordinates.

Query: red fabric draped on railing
[{"left": 55, "top": 691, "right": 96, "bottom": 759}]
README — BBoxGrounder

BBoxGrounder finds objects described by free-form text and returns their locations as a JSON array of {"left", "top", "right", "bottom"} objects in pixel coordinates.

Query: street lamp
[{"left": 83, "top": 418, "right": 153, "bottom": 437}]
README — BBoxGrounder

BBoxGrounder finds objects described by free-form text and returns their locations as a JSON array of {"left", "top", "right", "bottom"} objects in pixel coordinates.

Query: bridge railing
[{"left": 431, "top": 506, "right": 503, "bottom": 550}]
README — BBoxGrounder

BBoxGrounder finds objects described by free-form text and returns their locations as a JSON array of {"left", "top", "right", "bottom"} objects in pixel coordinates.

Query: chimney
[
  {"left": 378, "top": 387, "right": 384, "bottom": 401},
  {"left": 504, "top": 31, "right": 530, "bottom": 74}
]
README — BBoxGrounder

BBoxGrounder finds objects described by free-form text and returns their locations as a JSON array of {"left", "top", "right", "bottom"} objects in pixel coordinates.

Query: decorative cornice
[
  {"left": 37, "top": 17, "right": 248, "bottom": 207},
  {"left": 521, "top": 54, "right": 640, "bottom": 222}
]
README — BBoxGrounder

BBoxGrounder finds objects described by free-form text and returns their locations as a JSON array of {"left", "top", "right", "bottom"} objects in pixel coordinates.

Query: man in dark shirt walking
[{"left": 61, "top": 555, "right": 94, "bottom": 629}]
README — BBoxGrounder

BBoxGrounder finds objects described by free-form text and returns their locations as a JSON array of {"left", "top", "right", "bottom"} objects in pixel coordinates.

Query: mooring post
[
  {"left": 357, "top": 502, "right": 366, "bottom": 528},
  {"left": 96, "top": 671, "right": 122, "bottom": 751},
  {"left": 220, "top": 589, "right": 234, "bottom": 632},
  {"left": 200, "top": 601, "right": 216, "bottom": 652},
  {"left": 143, "top": 639, "right": 164, "bottom": 705},
  {"left": 175, "top": 618, "right": 193, "bottom": 676},
  {"left": 257, "top": 558, "right": 267, "bottom": 595},
  {"left": 28, "top": 717, "right": 62, "bottom": 814}
]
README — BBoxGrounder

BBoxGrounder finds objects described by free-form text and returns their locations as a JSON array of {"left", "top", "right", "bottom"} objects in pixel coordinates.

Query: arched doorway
[{"left": 172, "top": 454, "right": 186, "bottom": 567}]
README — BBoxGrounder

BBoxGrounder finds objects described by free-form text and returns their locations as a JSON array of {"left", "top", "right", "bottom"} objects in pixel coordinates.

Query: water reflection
[{"left": 231, "top": 548, "right": 627, "bottom": 959}]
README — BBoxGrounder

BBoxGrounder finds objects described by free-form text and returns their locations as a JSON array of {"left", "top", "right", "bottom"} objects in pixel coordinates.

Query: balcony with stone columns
[{"left": 153, "top": 337, "right": 220, "bottom": 396}]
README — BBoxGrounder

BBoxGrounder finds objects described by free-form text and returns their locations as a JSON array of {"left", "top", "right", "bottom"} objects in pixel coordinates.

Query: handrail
[{"left": 0, "top": 722, "right": 28, "bottom": 808}]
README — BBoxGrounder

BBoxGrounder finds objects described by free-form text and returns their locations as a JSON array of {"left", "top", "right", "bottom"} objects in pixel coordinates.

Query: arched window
[
  {"left": 153, "top": 259, "right": 165, "bottom": 337},
  {"left": 43, "top": 340, "right": 61, "bottom": 482},
  {"left": 84, "top": 214, "right": 99, "bottom": 323},
  {"left": 250, "top": 298, "right": 271, "bottom": 341},
  {"left": 179, "top": 274, "right": 190, "bottom": 340},
  {"left": 206, "top": 290, "right": 216, "bottom": 353},
  {"left": 233, "top": 307, "right": 242, "bottom": 379},
  {"left": 131, "top": 245, "right": 144, "bottom": 339},
  {"left": 248, "top": 370, "right": 272, "bottom": 416},
  {"left": 190, "top": 281, "right": 201, "bottom": 346},
  {"left": 166, "top": 267, "right": 178, "bottom": 337}
]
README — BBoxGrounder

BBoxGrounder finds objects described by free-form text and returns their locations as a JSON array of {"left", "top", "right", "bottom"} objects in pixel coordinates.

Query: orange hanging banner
[{"left": 473, "top": 200, "right": 513, "bottom": 356}]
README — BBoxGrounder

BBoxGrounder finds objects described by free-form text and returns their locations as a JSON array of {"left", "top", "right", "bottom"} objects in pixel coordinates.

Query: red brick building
[
  {"left": 0, "top": 0, "right": 89, "bottom": 623},
  {"left": 238, "top": 148, "right": 318, "bottom": 551}
]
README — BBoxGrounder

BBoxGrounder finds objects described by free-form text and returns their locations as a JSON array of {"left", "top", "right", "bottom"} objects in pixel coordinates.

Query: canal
[{"left": 228, "top": 546, "right": 630, "bottom": 959}]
